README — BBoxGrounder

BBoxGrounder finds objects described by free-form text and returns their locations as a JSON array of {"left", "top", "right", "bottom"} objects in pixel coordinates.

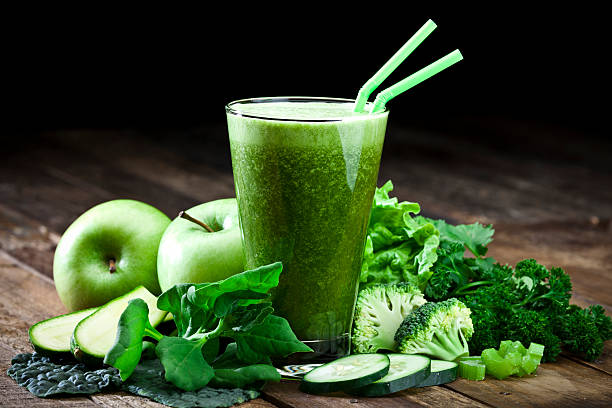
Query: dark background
[{"left": 3, "top": 6, "right": 610, "bottom": 166}]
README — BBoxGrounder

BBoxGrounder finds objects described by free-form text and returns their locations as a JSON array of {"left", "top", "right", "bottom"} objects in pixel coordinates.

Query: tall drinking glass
[{"left": 226, "top": 97, "right": 388, "bottom": 363}]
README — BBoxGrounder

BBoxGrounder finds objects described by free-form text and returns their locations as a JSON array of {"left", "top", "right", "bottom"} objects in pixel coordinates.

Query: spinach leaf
[
  {"left": 106, "top": 262, "right": 311, "bottom": 392},
  {"left": 104, "top": 298, "right": 163, "bottom": 380},
  {"left": 187, "top": 262, "right": 282, "bottom": 311},
  {"left": 221, "top": 302, "right": 274, "bottom": 334},
  {"left": 155, "top": 336, "right": 215, "bottom": 391},
  {"left": 234, "top": 315, "right": 313, "bottom": 364},
  {"left": 157, "top": 284, "right": 214, "bottom": 337},
  {"left": 210, "top": 364, "right": 280, "bottom": 389}
]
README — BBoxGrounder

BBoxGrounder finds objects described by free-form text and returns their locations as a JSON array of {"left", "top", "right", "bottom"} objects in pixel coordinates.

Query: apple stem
[
  {"left": 179, "top": 211, "right": 215, "bottom": 233},
  {"left": 109, "top": 258, "right": 116, "bottom": 273}
]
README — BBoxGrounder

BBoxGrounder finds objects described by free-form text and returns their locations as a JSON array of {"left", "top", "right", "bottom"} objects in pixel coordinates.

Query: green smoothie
[{"left": 226, "top": 97, "right": 388, "bottom": 358}]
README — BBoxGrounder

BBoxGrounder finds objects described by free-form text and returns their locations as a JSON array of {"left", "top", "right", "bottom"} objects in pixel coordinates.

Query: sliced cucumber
[
  {"left": 71, "top": 286, "right": 166, "bottom": 366},
  {"left": 415, "top": 360, "right": 458, "bottom": 387},
  {"left": 299, "top": 354, "right": 390, "bottom": 394},
  {"left": 29, "top": 307, "right": 98, "bottom": 357},
  {"left": 349, "top": 354, "right": 431, "bottom": 397}
]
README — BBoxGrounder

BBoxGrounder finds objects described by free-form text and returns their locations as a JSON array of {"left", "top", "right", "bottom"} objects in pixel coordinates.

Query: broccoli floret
[
  {"left": 395, "top": 298, "right": 474, "bottom": 361},
  {"left": 352, "top": 282, "right": 426, "bottom": 353}
]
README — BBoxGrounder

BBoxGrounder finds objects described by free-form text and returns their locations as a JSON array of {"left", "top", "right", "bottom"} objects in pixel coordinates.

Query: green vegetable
[
  {"left": 122, "top": 359, "right": 261, "bottom": 408},
  {"left": 414, "top": 360, "right": 458, "bottom": 387},
  {"left": 7, "top": 352, "right": 121, "bottom": 397},
  {"left": 8, "top": 352, "right": 262, "bottom": 407},
  {"left": 300, "top": 353, "right": 391, "bottom": 394},
  {"left": 210, "top": 364, "right": 280, "bottom": 389},
  {"left": 360, "top": 181, "right": 440, "bottom": 291},
  {"left": 360, "top": 180, "right": 612, "bottom": 362},
  {"left": 352, "top": 283, "right": 426, "bottom": 353},
  {"left": 104, "top": 298, "right": 163, "bottom": 380},
  {"left": 71, "top": 286, "right": 167, "bottom": 366},
  {"left": 554, "top": 304, "right": 612, "bottom": 361},
  {"left": 28, "top": 307, "right": 97, "bottom": 358},
  {"left": 481, "top": 348, "right": 516, "bottom": 380},
  {"left": 348, "top": 354, "right": 431, "bottom": 397},
  {"left": 395, "top": 298, "right": 473, "bottom": 361},
  {"left": 104, "top": 262, "right": 312, "bottom": 391},
  {"left": 458, "top": 359, "right": 486, "bottom": 380},
  {"left": 424, "top": 222, "right": 496, "bottom": 301},
  {"left": 481, "top": 340, "right": 544, "bottom": 379},
  {"left": 461, "top": 260, "right": 567, "bottom": 361}
]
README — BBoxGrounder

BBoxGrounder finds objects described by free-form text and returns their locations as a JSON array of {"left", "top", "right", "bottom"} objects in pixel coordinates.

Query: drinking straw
[
  {"left": 353, "top": 19, "right": 437, "bottom": 113},
  {"left": 369, "top": 49, "right": 464, "bottom": 113}
]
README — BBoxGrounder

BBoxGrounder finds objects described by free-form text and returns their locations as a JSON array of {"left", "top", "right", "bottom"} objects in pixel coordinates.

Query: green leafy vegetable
[
  {"left": 104, "top": 262, "right": 312, "bottom": 392},
  {"left": 424, "top": 219, "right": 495, "bottom": 301},
  {"left": 103, "top": 299, "right": 163, "bottom": 380},
  {"left": 210, "top": 364, "right": 281, "bottom": 389},
  {"left": 360, "top": 181, "right": 439, "bottom": 291},
  {"left": 123, "top": 358, "right": 260, "bottom": 408},
  {"left": 233, "top": 315, "right": 313, "bottom": 364},
  {"left": 155, "top": 336, "right": 216, "bottom": 391}
]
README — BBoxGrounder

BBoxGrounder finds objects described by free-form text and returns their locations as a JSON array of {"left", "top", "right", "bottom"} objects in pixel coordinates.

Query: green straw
[
  {"left": 353, "top": 19, "right": 437, "bottom": 113},
  {"left": 369, "top": 49, "right": 464, "bottom": 113}
]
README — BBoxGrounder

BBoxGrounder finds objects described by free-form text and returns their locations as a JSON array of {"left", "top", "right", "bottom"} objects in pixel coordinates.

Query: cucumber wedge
[
  {"left": 29, "top": 307, "right": 98, "bottom": 358},
  {"left": 300, "top": 354, "right": 390, "bottom": 394},
  {"left": 71, "top": 286, "right": 166, "bottom": 366},
  {"left": 349, "top": 354, "right": 431, "bottom": 397},
  {"left": 415, "top": 360, "right": 458, "bottom": 387}
]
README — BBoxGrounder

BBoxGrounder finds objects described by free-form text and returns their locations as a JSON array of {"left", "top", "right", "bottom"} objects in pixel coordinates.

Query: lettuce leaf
[{"left": 360, "top": 181, "right": 439, "bottom": 291}]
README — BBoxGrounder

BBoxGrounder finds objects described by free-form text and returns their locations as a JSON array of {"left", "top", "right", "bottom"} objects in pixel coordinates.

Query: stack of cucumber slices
[
  {"left": 300, "top": 354, "right": 458, "bottom": 396},
  {"left": 28, "top": 286, "right": 167, "bottom": 364}
]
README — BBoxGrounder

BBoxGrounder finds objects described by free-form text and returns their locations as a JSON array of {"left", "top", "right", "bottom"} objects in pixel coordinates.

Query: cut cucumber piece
[
  {"left": 458, "top": 360, "right": 486, "bottom": 380},
  {"left": 415, "top": 360, "right": 458, "bottom": 387},
  {"left": 349, "top": 354, "right": 431, "bottom": 397},
  {"left": 71, "top": 286, "right": 166, "bottom": 366},
  {"left": 29, "top": 307, "right": 98, "bottom": 358},
  {"left": 299, "top": 354, "right": 390, "bottom": 394}
]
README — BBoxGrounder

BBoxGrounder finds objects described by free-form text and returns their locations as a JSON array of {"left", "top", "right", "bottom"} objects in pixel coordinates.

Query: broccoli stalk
[
  {"left": 395, "top": 298, "right": 474, "bottom": 361},
  {"left": 352, "top": 283, "right": 426, "bottom": 353}
]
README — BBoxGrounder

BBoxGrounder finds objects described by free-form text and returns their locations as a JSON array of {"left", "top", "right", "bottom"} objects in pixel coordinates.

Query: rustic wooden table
[{"left": 1, "top": 122, "right": 611, "bottom": 407}]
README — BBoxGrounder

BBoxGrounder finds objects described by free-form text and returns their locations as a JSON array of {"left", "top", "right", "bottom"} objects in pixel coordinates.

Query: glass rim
[{"left": 225, "top": 96, "right": 388, "bottom": 123}]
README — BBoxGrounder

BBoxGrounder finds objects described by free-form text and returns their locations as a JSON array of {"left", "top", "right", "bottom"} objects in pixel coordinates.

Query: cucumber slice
[
  {"left": 71, "top": 286, "right": 166, "bottom": 366},
  {"left": 29, "top": 307, "right": 98, "bottom": 357},
  {"left": 349, "top": 354, "right": 431, "bottom": 397},
  {"left": 415, "top": 360, "right": 458, "bottom": 387},
  {"left": 299, "top": 354, "right": 390, "bottom": 394}
]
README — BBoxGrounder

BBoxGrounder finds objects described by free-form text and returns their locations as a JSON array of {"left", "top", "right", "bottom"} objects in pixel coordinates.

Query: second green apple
[{"left": 157, "top": 198, "right": 245, "bottom": 291}]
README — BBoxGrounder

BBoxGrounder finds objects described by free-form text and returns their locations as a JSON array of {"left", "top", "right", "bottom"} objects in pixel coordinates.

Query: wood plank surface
[{"left": 1, "top": 127, "right": 611, "bottom": 407}]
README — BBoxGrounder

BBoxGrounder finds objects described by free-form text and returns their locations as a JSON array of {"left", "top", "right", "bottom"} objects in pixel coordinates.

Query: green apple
[
  {"left": 53, "top": 200, "right": 171, "bottom": 311},
  {"left": 157, "top": 198, "right": 245, "bottom": 291}
]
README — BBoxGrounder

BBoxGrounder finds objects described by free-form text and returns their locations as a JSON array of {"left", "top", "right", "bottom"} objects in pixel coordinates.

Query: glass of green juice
[{"left": 226, "top": 97, "right": 388, "bottom": 363}]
